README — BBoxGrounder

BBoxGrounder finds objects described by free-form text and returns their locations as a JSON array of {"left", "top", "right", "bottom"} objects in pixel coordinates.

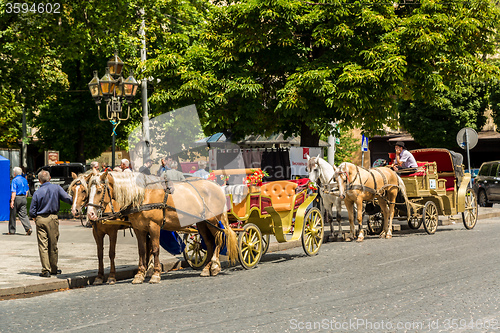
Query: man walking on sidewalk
[
  {"left": 8, "top": 167, "right": 31, "bottom": 235},
  {"left": 29, "top": 170, "right": 73, "bottom": 277}
]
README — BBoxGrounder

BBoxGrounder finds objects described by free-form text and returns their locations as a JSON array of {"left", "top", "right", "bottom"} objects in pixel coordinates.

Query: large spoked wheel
[
  {"left": 367, "top": 212, "right": 384, "bottom": 235},
  {"left": 462, "top": 188, "right": 478, "bottom": 229},
  {"left": 478, "top": 190, "right": 493, "bottom": 207},
  {"left": 302, "top": 207, "right": 324, "bottom": 256},
  {"left": 238, "top": 223, "right": 263, "bottom": 269},
  {"left": 262, "top": 234, "right": 271, "bottom": 255},
  {"left": 422, "top": 201, "right": 438, "bottom": 235},
  {"left": 183, "top": 233, "right": 209, "bottom": 270}
]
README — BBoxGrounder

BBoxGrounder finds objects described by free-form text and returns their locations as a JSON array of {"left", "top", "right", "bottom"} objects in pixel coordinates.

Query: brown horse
[
  {"left": 86, "top": 171, "right": 238, "bottom": 284},
  {"left": 69, "top": 171, "right": 131, "bottom": 285},
  {"left": 333, "top": 162, "right": 408, "bottom": 241}
]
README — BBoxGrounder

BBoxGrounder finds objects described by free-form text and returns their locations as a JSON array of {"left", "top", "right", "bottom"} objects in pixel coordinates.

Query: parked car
[
  {"left": 30, "top": 162, "right": 86, "bottom": 195},
  {"left": 473, "top": 161, "right": 500, "bottom": 207}
]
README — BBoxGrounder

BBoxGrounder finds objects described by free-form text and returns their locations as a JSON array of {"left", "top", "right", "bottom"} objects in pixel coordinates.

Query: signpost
[
  {"left": 456, "top": 127, "right": 478, "bottom": 187},
  {"left": 361, "top": 135, "right": 369, "bottom": 167}
]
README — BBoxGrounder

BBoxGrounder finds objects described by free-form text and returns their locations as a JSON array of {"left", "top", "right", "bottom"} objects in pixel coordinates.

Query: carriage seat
[
  {"left": 399, "top": 162, "right": 428, "bottom": 177},
  {"left": 261, "top": 181, "right": 298, "bottom": 211}
]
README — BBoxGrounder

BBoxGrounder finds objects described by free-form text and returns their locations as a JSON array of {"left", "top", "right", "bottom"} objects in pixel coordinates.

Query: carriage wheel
[
  {"left": 302, "top": 207, "right": 324, "bottom": 256},
  {"left": 262, "top": 234, "right": 271, "bottom": 255},
  {"left": 407, "top": 216, "right": 422, "bottom": 230},
  {"left": 462, "top": 188, "right": 478, "bottom": 229},
  {"left": 238, "top": 223, "right": 263, "bottom": 269},
  {"left": 422, "top": 201, "right": 438, "bottom": 235},
  {"left": 367, "top": 213, "right": 384, "bottom": 235},
  {"left": 183, "top": 233, "right": 209, "bottom": 270}
]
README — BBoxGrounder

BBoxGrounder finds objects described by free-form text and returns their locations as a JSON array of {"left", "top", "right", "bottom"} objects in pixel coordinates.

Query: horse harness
[
  {"left": 344, "top": 166, "right": 401, "bottom": 204},
  {"left": 89, "top": 177, "right": 225, "bottom": 232}
]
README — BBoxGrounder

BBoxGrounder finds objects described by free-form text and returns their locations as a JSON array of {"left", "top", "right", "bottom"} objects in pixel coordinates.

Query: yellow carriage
[
  {"left": 183, "top": 169, "right": 325, "bottom": 269},
  {"left": 367, "top": 148, "right": 478, "bottom": 235}
]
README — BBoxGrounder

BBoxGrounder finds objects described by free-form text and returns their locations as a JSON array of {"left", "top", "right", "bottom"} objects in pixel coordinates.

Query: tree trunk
[{"left": 300, "top": 122, "right": 320, "bottom": 147}]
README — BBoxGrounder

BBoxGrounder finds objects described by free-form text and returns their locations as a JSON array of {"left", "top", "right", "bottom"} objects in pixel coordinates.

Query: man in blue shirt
[
  {"left": 29, "top": 170, "right": 73, "bottom": 277},
  {"left": 8, "top": 167, "right": 31, "bottom": 235},
  {"left": 192, "top": 161, "right": 210, "bottom": 179}
]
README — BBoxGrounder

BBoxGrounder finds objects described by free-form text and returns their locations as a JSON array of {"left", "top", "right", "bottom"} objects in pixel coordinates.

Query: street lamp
[{"left": 88, "top": 52, "right": 140, "bottom": 168}]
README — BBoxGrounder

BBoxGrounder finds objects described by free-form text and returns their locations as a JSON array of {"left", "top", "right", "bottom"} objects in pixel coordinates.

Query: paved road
[{"left": 1, "top": 218, "right": 500, "bottom": 332}]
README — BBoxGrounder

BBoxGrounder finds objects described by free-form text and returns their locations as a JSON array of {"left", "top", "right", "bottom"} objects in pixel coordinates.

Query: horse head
[
  {"left": 87, "top": 171, "right": 114, "bottom": 221},
  {"left": 306, "top": 154, "right": 322, "bottom": 185},
  {"left": 69, "top": 171, "right": 93, "bottom": 217},
  {"left": 334, "top": 162, "right": 350, "bottom": 199}
]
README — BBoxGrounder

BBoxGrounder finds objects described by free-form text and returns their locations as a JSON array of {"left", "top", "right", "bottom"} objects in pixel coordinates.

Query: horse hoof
[
  {"left": 356, "top": 237, "right": 364, "bottom": 242},
  {"left": 93, "top": 277, "right": 104, "bottom": 285},
  {"left": 210, "top": 262, "right": 221, "bottom": 276},
  {"left": 385, "top": 233, "right": 393, "bottom": 239},
  {"left": 149, "top": 274, "right": 161, "bottom": 284},
  {"left": 107, "top": 277, "right": 116, "bottom": 285},
  {"left": 200, "top": 268, "right": 210, "bottom": 277},
  {"left": 132, "top": 273, "right": 145, "bottom": 284},
  {"left": 379, "top": 232, "right": 387, "bottom": 239}
]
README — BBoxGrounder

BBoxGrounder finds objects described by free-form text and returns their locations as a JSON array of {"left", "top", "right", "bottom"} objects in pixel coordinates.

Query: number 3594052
[{"left": 5, "top": 3, "right": 61, "bottom": 14}]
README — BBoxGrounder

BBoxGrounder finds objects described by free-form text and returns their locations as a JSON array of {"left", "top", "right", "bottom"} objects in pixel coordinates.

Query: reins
[{"left": 91, "top": 176, "right": 225, "bottom": 232}]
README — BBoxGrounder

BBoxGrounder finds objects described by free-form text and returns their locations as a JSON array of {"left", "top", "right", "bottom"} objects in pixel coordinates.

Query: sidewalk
[{"left": 2, "top": 206, "right": 500, "bottom": 298}]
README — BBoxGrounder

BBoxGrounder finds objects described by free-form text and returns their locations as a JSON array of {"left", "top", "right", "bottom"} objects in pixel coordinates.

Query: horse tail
[
  {"left": 396, "top": 173, "right": 410, "bottom": 206},
  {"left": 218, "top": 203, "right": 238, "bottom": 264}
]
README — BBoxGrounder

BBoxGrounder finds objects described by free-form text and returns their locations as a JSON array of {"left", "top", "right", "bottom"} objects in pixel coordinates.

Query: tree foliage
[{"left": 399, "top": 81, "right": 489, "bottom": 148}]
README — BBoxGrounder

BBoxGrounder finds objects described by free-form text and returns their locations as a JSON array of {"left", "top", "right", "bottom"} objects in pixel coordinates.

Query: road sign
[
  {"left": 456, "top": 127, "right": 478, "bottom": 150},
  {"left": 361, "top": 135, "right": 369, "bottom": 152}
]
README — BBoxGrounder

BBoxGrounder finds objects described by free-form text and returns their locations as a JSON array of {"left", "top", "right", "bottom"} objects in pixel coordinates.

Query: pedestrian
[
  {"left": 163, "top": 161, "right": 185, "bottom": 181},
  {"left": 90, "top": 161, "right": 99, "bottom": 173},
  {"left": 157, "top": 157, "right": 167, "bottom": 176},
  {"left": 29, "top": 170, "right": 73, "bottom": 277},
  {"left": 391, "top": 141, "right": 418, "bottom": 171},
  {"left": 192, "top": 161, "right": 210, "bottom": 179},
  {"left": 101, "top": 162, "right": 111, "bottom": 172},
  {"left": 139, "top": 159, "right": 153, "bottom": 175},
  {"left": 120, "top": 159, "right": 132, "bottom": 173},
  {"left": 8, "top": 167, "right": 31, "bottom": 235}
]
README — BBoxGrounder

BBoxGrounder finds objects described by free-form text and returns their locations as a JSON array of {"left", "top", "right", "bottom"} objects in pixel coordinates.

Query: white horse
[{"left": 306, "top": 155, "right": 344, "bottom": 240}]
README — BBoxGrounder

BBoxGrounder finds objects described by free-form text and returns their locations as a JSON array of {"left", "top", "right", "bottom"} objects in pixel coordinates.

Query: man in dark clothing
[
  {"left": 29, "top": 170, "right": 73, "bottom": 277},
  {"left": 139, "top": 159, "right": 153, "bottom": 175},
  {"left": 9, "top": 167, "right": 31, "bottom": 235}
]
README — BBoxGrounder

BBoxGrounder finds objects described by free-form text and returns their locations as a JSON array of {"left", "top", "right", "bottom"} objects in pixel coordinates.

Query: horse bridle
[{"left": 87, "top": 178, "right": 115, "bottom": 218}]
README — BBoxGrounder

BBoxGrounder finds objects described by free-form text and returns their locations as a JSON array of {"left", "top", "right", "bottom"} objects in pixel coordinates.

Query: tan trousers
[{"left": 35, "top": 214, "right": 60, "bottom": 273}]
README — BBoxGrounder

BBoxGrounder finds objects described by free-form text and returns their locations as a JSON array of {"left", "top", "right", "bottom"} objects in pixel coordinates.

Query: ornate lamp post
[{"left": 88, "top": 52, "right": 140, "bottom": 168}]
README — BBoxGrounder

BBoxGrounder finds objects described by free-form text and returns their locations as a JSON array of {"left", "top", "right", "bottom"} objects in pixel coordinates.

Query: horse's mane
[{"left": 100, "top": 172, "right": 166, "bottom": 209}]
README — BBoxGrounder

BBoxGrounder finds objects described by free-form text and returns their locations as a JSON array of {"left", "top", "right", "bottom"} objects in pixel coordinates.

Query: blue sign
[{"left": 361, "top": 135, "right": 369, "bottom": 152}]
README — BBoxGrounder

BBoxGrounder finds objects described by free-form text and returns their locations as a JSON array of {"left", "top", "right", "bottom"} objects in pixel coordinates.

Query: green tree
[{"left": 399, "top": 81, "right": 489, "bottom": 148}]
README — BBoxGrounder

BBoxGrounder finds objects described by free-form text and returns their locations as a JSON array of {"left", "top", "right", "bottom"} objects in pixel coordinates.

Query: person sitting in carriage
[{"left": 391, "top": 141, "right": 418, "bottom": 172}]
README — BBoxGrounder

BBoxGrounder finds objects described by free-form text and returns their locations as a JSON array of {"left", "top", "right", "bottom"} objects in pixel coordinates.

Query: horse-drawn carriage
[
  {"left": 367, "top": 148, "right": 478, "bottom": 235},
  {"left": 183, "top": 169, "right": 325, "bottom": 270}
]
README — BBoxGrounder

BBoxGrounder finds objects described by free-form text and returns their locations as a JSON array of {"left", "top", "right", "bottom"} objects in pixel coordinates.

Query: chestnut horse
[
  {"left": 86, "top": 171, "right": 238, "bottom": 284},
  {"left": 69, "top": 171, "right": 132, "bottom": 285},
  {"left": 333, "top": 162, "right": 408, "bottom": 241},
  {"left": 306, "top": 155, "right": 343, "bottom": 240}
]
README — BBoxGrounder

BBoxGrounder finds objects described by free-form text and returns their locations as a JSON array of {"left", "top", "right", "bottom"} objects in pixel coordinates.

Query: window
[
  {"left": 478, "top": 163, "right": 491, "bottom": 176},
  {"left": 491, "top": 163, "right": 500, "bottom": 177},
  {"left": 68, "top": 166, "right": 84, "bottom": 176},
  {"left": 50, "top": 166, "right": 65, "bottom": 178}
]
